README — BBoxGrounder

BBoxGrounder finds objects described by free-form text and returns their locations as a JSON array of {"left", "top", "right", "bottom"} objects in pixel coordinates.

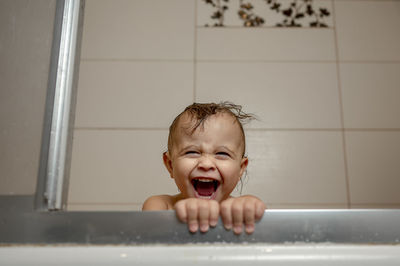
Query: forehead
[
  {"left": 176, "top": 112, "right": 240, "bottom": 135},
  {"left": 170, "top": 112, "right": 245, "bottom": 152}
]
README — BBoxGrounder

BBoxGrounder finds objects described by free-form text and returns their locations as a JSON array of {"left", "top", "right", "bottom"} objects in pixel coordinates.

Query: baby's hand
[
  {"left": 174, "top": 198, "right": 220, "bottom": 233},
  {"left": 220, "top": 196, "right": 266, "bottom": 235}
]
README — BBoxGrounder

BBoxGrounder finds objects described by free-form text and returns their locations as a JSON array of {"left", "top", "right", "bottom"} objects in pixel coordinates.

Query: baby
[{"left": 142, "top": 102, "right": 266, "bottom": 234}]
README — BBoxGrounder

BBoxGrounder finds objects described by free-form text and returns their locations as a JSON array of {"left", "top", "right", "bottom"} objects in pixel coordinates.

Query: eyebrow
[
  {"left": 216, "top": 145, "right": 235, "bottom": 153},
  {"left": 180, "top": 145, "right": 198, "bottom": 151},
  {"left": 180, "top": 145, "right": 236, "bottom": 154},
  {"left": 215, "top": 146, "right": 240, "bottom": 159}
]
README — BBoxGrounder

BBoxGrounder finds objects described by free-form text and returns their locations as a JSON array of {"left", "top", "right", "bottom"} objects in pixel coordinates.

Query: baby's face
[{"left": 164, "top": 112, "right": 248, "bottom": 202}]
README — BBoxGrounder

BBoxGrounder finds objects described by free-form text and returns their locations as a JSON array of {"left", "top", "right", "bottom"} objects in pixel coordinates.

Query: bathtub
[
  {"left": 1, "top": 244, "right": 400, "bottom": 266},
  {"left": 1, "top": 196, "right": 400, "bottom": 265}
]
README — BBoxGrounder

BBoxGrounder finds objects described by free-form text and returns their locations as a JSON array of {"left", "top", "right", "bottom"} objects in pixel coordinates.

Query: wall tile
[
  {"left": 267, "top": 203, "right": 347, "bottom": 209},
  {"left": 197, "top": 0, "right": 262, "bottom": 27},
  {"left": 0, "top": 0, "right": 55, "bottom": 195},
  {"left": 68, "top": 130, "right": 178, "bottom": 206},
  {"left": 81, "top": 0, "right": 195, "bottom": 60},
  {"left": 351, "top": 204, "right": 400, "bottom": 210},
  {"left": 0, "top": 126, "right": 40, "bottom": 195},
  {"left": 346, "top": 131, "right": 400, "bottom": 205},
  {"left": 67, "top": 0, "right": 400, "bottom": 211},
  {"left": 197, "top": 0, "right": 333, "bottom": 28},
  {"left": 335, "top": 1, "right": 400, "bottom": 61},
  {"left": 75, "top": 61, "right": 193, "bottom": 128},
  {"left": 238, "top": 130, "right": 347, "bottom": 205},
  {"left": 340, "top": 63, "right": 400, "bottom": 128},
  {"left": 196, "top": 62, "right": 341, "bottom": 129},
  {"left": 67, "top": 203, "right": 142, "bottom": 211},
  {"left": 197, "top": 28, "right": 335, "bottom": 61}
]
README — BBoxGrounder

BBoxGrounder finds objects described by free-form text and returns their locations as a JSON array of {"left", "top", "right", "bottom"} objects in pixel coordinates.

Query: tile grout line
[
  {"left": 350, "top": 204, "right": 400, "bottom": 208},
  {"left": 73, "top": 127, "right": 400, "bottom": 132},
  {"left": 80, "top": 58, "right": 193, "bottom": 62},
  {"left": 80, "top": 58, "right": 400, "bottom": 64},
  {"left": 335, "top": 0, "right": 396, "bottom": 2},
  {"left": 68, "top": 202, "right": 143, "bottom": 206},
  {"left": 196, "top": 26, "right": 335, "bottom": 29},
  {"left": 196, "top": 60, "right": 400, "bottom": 64},
  {"left": 332, "top": 0, "right": 351, "bottom": 209},
  {"left": 266, "top": 204, "right": 350, "bottom": 208},
  {"left": 342, "top": 128, "right": 400, "bottom": 131},
  {"left": 74, "top": 127, "right": 168, "bottom": 131},
  {"left": 193, "top": 0, "right": 198, "bottom": 102},
  {"left": 68, "top": 202, "right": 360, "bottom": 208}
]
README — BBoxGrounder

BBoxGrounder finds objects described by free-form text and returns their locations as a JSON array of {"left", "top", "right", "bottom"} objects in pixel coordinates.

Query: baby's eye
[
  {"left": 215, "top": 152, "right": 230, "bottom": 158},
  {"left": 185, "top": 150, "right": 200, "bottom": 156}
]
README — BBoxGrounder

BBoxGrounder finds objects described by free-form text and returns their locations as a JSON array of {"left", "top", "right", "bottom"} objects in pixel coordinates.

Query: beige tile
[
  {"left": 340, "top": 63, "right": 400, "bottom": 128},
  {"left": 346, "top": 131, "right": 400, "bottom": 205},
  {"left": 0, "top": 127, "right": 40, "bottom": 195},
  {"left": 81, "top": 0, "right": 195, "bottom": 60},
  {"left": 197, "top": 27, "right": 335, "bottom": 61},
  {"left": 67, "top": 203, "right": 142, "bottom": 211},
  {"left": 0, "top": 0, "right": 56, "bottom": 195},
  {"left": 75, "top": 61, "right": 193, "bottom": 128},
  {"left": 196, "top": 62, "right": 341, "bottom": 129},
  {"left": 350, "top": 204, "right": 400, "bottom": 210},
  {"left": 237, "top": 130, "right": 348, "bottom": 205},
  {"left": 335, "top": 1, "right": 400, "bottom": 61},
  {"left": 266, "top": 203, "right": 347, "bottom": 209},
  {"left": 68, "top": 129, "right": 178, "bottom": 206}
]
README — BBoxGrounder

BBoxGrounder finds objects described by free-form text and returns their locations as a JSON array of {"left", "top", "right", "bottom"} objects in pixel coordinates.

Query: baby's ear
[
  {"left": 162, "top": 152, "right": 174, "bottom": 178},
  {"left": 239, "top": 156, "right": 249, "bottom": 177}
]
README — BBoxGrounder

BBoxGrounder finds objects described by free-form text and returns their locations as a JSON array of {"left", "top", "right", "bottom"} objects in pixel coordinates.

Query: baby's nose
[{"left": 198, "top": 155, "right": 216, "bottom": 171}]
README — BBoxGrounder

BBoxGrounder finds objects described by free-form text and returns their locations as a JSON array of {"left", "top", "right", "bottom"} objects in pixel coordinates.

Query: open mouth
[{"left": 191, "top": 178, "right": 220, "bottom": 198}]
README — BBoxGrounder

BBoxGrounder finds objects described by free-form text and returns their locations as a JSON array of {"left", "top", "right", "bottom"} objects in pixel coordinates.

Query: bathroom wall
[
  {"left": 0, "top": 0, "right": 56, "bottom": 196},
  {"left": 68, "top": 0, "right": 400, "bottom": 211}
]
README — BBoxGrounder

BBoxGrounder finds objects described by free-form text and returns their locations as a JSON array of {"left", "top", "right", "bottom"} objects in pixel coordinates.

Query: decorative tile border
[{"left": 202, "top": 0, "right": 331, "bottom": 27}]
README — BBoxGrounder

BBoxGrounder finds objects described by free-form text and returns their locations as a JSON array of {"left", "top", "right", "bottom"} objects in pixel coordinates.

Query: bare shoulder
[{"left": 142, "top": 195, "right": 175, "bottom": 210}]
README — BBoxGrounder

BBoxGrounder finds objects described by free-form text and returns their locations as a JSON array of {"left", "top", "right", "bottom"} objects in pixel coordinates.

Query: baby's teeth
[{"left": 197, "top": 178, "right": 213, "bottom": 182}]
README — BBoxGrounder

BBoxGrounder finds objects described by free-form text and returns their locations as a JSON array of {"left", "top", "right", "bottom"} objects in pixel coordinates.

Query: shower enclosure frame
[
  {"left": 34, "top": 0, "right": 83, "bottom": 211},
  {"left": 2, "top": 0, "right": 399, "bottom": 257}
]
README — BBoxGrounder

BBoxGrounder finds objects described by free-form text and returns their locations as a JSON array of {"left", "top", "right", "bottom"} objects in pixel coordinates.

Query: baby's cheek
[{"left": 222, "top": 170, "right": 241, "bottom": 191}]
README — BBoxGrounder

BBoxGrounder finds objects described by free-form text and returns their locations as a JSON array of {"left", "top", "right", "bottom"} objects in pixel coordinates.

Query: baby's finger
[
  {"left": 220, "top": 200, "right": 233, "bottom": 230},
  {"left": 209, "top": 200, "right": 219, "bottom": 227},
  {"left": 198, "top": 200, "right": 210, "bottom": 233},
  {"left": 243, "top": 201, "right": 255, "bottom": 234},
  {"left": 174, "top": 201, "right": 188, "bottom": 223},
  {"left": 186, "top": 201, "right": 199, "bottom": 233},
  {"left": 255, "top": 201, "right": 266, "bottom": 221},
  {"left": 232, "top": 203, "right": 244, "bottom": 235}
]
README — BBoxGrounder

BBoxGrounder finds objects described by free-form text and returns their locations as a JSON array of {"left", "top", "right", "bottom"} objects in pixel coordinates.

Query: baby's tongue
[{"left": 196, "top": 181, "right": 214, "bottom": 197}]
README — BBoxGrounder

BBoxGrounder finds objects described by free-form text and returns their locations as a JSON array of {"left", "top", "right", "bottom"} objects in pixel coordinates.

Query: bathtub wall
[
  {"left": 68, "top": 0, "right": 400, "bottom": 211},
  {"left": 0, "top": 0, "right": 56, "bottom": 196}
]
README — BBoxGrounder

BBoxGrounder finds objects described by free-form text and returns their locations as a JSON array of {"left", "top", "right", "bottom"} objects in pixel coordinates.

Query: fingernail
[
  {"left": 245, "top": 224, "right": 254, "bottom": 234},
  {"left": 233, "top": 225, "right": 242, "bottom": 234},
  {"left": 189, "top": 223, "right": 198, "bottom": 233},
  {"left": 210, "top": 220, "right": 217, "bottom": 227},
  {"left": 224, "top": 223, "right": 232, "bottom": 230},
  {"left": 200, "top": 224, "right": 209, "bottom": 232}
]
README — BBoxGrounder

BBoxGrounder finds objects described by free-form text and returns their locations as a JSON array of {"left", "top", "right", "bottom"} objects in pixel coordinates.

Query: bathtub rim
[{"left": 1, "top": 195, "right": 400, "bottom": 245}]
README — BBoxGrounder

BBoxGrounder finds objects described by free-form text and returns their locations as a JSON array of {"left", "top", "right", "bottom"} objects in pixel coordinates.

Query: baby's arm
[
  {"left": 220, "top": 195, "right": 266, "bottom": 234},
  {"left": 142, "top": 195, "right": 171, "bottom": 210}
]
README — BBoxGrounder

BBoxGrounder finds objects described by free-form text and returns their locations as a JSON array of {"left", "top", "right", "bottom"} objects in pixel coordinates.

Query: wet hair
[{"left": 167, "top": 102, "right": 255, "bottom": 157}]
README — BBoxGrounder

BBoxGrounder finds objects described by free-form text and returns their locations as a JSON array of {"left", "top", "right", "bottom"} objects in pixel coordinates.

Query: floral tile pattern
[{"left": 200, "top": 0, "right": 331, "bottom": 27}]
